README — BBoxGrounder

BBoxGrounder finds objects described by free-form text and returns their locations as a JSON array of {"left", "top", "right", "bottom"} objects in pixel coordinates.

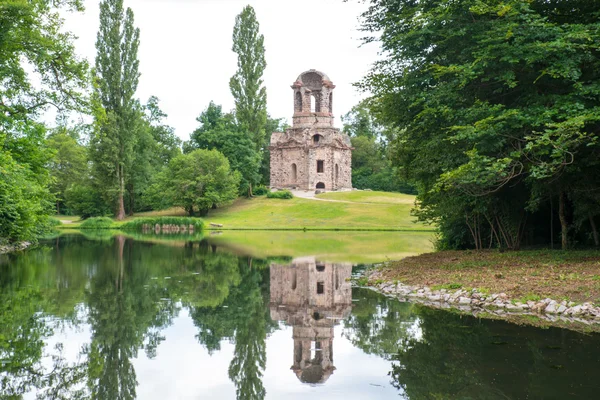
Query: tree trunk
[
  {"left": 128, "top": 183, "right": 135, "bottom": 216},
  {"left": 558, "top": 191, "right": 568, "bottom": 250},
  {"left": 56, "top": 200, "right": 60, "bottom": 215},
  {"left": 116, "top": 165, "right": 126, "bottom": 221},
  {"left": 590, "top": 214, "right": 599, "bottom": 247}
]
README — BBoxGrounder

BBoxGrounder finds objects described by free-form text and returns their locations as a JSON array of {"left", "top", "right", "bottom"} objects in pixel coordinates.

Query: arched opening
[
  {"left": 314, "top": 93, "right": 321, "bottom": 112},
  {"left": 316, "top": 264, "right": 325, "bottom": 272},
  {"left": 295, "top": 92, "right": 302, "bottom": 112},
  {"left": 329, "top": 92, "right": 333, "bottom": 114},
  {"left": 335, "top": 164, "right": 339, "bottom": 187},
  {"left": 313, "top": 134, "right": 323, "bottom": 144},
  {"left": 310, "top": 95, "right": 315, "bottom": 112},
  {"left": 291, "top": 163, "right": 297, "bottom": 183},
  {"left": 316, "top": 182, "right": 325, "bottom": 189}
]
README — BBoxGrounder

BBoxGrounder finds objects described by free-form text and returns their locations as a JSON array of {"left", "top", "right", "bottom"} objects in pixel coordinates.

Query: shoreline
[
  {"left": 360, "top": 249, "right": 600, "bottom": 332},
  {"left": 0, "top": 241, "right": 32, "bottom": 255},
  {"left": 56, "top": 225, "right": 434, "bottom": 232}
]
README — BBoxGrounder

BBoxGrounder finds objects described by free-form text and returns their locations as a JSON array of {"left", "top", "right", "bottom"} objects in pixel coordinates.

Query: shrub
[
  {"left": 254, "top": 186, "right": 269, "bottom": 196},
  {"left": 267, "top": 190, "right": 293, "bottom": 199},
  {"left": 80, "top": 217, "right": 114, "bottom": 229},
  {"left": 121, "top": 217, "right": 204, "bottom": 232},
  {"left": 65, "top": 183, "right": 112, "bottom": 219}
]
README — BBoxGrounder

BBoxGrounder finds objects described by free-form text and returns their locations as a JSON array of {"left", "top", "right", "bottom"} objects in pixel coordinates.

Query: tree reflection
[
  {"left": 191, "top": 258, "right": 276, "bottom": 400},
  {"left": 346, "top": 289, "right": 600, "bottom": 400}
]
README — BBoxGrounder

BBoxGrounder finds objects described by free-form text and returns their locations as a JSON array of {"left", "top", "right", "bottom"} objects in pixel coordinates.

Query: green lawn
[
  {"left": 205, "top": 191, "right": 429, "bottom": 230},
  {"left": 56, "top": 191, "right": 430, "bottom": 231},
  {"left": 316, "top": 190, "right": 416, "bottom": 204}
]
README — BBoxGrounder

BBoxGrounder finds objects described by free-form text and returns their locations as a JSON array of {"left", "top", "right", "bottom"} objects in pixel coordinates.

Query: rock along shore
[
  {"left": 0, "top": 241, "right": 31, "bottom": 255},
  {"left": 364, "top": 269, "right": 600, "bottom": 328}
]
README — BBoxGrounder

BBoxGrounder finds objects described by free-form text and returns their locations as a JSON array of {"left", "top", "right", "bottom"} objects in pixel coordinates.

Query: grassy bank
[
  {"left": 205, "top": 191, "right": 428, "bottom": 230},
  {"left": 375, "top": 249, "right": 600, "bottom": 304},
  {"left": 56, "top": 191, "right": 430, "bottom": 231}
]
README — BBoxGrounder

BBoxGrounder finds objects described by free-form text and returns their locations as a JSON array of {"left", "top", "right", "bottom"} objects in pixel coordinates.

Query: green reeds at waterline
[{"left": 120, "top": 217, "right": 204, "bottom": 233}]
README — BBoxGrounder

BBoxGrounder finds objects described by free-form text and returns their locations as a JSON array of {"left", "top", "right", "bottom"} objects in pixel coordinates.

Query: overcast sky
[{"left": 61, "top": 0, "right": 380, "bottom": 140}]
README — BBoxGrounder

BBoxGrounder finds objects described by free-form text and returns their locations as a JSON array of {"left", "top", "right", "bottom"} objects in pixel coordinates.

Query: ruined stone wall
[
  {"left": 270, "top": 147, "right": 309, "bottom": 189},
  {"left": 270, "top": 127, "right": 352, "bottom": 190}
]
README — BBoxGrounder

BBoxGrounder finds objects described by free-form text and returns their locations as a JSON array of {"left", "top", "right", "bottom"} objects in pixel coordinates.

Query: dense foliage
[
  {"left": 359, "top": 0, "right": 600, "bottom": 249},
  {"left": 0, "top": 0, "right": 88, "bottom": 243},
  {"left": 147, "top": 149, "right": 240, "bottom": 216},
  {"left": 342, "top": 103, "right": 416, "bottom": 194}
]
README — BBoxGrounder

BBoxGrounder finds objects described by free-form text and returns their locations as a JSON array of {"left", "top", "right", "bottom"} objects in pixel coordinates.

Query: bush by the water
[
  {"left": 80, "top": 217, "right": 114, "bottom": 229},
  {"left": 267, "top": 190, "right": 293, "bottom": 199},
  {"left": 121, "top": 217, "right": 204, "bottom": 232}
]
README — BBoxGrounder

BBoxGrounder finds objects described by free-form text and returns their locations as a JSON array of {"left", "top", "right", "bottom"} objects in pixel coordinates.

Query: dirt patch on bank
[{"left": 379, "top": 250, "right": 600, "bottom": 304}]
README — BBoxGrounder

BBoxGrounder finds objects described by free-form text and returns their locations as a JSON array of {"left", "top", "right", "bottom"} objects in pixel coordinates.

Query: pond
[{"left": 1, "top": 233, "right": 599, "bottom": 399}]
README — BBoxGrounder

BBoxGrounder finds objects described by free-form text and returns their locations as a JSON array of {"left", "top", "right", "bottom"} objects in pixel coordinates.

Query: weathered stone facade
[
  {"left": 270, "top": 70, "right": 352, "bottom": 191},
  {"left": 270, "top": 257, "right": 352, "bottom": 384}
]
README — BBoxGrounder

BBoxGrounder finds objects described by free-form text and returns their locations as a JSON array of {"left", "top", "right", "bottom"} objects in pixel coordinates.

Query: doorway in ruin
[
  {"left": 316, "top": 182, "right": 325, "bottom": 189},
  {"left": 291, "top": 163, "right": 297, "bottom": 183},
  {"left": 335, "top": 164, "right": 339, "bottom": 188}
]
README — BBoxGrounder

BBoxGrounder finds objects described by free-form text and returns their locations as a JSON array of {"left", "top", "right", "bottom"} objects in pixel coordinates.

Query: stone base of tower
[{"left": 270, "top": 128, "right": 352, "bottom": 191}]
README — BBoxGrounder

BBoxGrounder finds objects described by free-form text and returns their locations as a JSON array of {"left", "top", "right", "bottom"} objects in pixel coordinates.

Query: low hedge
[
  {"left": 79, "top": 217, "right": 114, "bottom": 229},
  {"left": 266, "top": 190, "right": 294, "bottom": 199}
]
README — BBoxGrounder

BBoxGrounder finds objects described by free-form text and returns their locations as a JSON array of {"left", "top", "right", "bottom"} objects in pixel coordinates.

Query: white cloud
[{"left": 61, "top": 0, "right": 380, "bottom": 140}]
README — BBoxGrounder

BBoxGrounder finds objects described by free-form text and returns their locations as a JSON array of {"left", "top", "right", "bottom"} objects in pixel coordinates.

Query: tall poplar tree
[
  {"left": 92, "top": 0, "right": 140, "bottom": 220},
  {"left": 230, "top": 5, "right": 267, "bottom": 196}
]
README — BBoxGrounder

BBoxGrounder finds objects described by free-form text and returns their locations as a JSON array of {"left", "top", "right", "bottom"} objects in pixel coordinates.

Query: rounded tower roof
[{"left": 294, "top": 69, "right": 334, "bottom": 91}]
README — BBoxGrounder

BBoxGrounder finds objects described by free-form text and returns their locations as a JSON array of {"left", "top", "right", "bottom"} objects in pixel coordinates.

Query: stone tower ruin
[{"left": 270, "top": 70, "right": 353, "bottom": 191}]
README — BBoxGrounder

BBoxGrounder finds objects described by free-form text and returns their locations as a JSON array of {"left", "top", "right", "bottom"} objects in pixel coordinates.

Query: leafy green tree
[
  {"left": 186, "top": 102, "right": 261, "bottom": 195},
  {"left": 230, "top": 5, "right": 267, "bottom": 149},
  {"left": 46, "top": 128, "right": 88, "bottom": 214},
  {"left": 149, "top": 149, "right": 240, "bottom": 216},
  {"left": 125, "top": 97, "right": 181, "bottom": 214},
  {"left": 144, "top": 96, "right": 181, "bottom": 166},
  {"left": 342, "top": 103, "right": 415, "bottom": 194},
  {"left": 0, "top": 0, "right": 88, "bottom": 242},
  {"left": 230, "top": 5, "right": 267, "bottom": 196},
  {"left": 91, "top": 0, "right": 141, "bottom": 220},
  {"left": 359, "top": 0, "right": 600, "bottom": 249}
]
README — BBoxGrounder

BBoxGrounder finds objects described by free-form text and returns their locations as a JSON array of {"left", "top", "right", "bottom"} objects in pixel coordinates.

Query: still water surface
[{"left": 1, "top": 234, "right": 599, "bottom": 399}]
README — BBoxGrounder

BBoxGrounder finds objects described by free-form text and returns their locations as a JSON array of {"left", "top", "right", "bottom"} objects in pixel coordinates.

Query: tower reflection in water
[{"left": 270, "top": 257, "right": 352, "bottom": 384}]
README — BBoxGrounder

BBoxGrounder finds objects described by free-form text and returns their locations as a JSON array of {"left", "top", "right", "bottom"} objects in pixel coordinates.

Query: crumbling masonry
[{"left": 270, "top": 70, "right": 352, "bottom": 191}]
